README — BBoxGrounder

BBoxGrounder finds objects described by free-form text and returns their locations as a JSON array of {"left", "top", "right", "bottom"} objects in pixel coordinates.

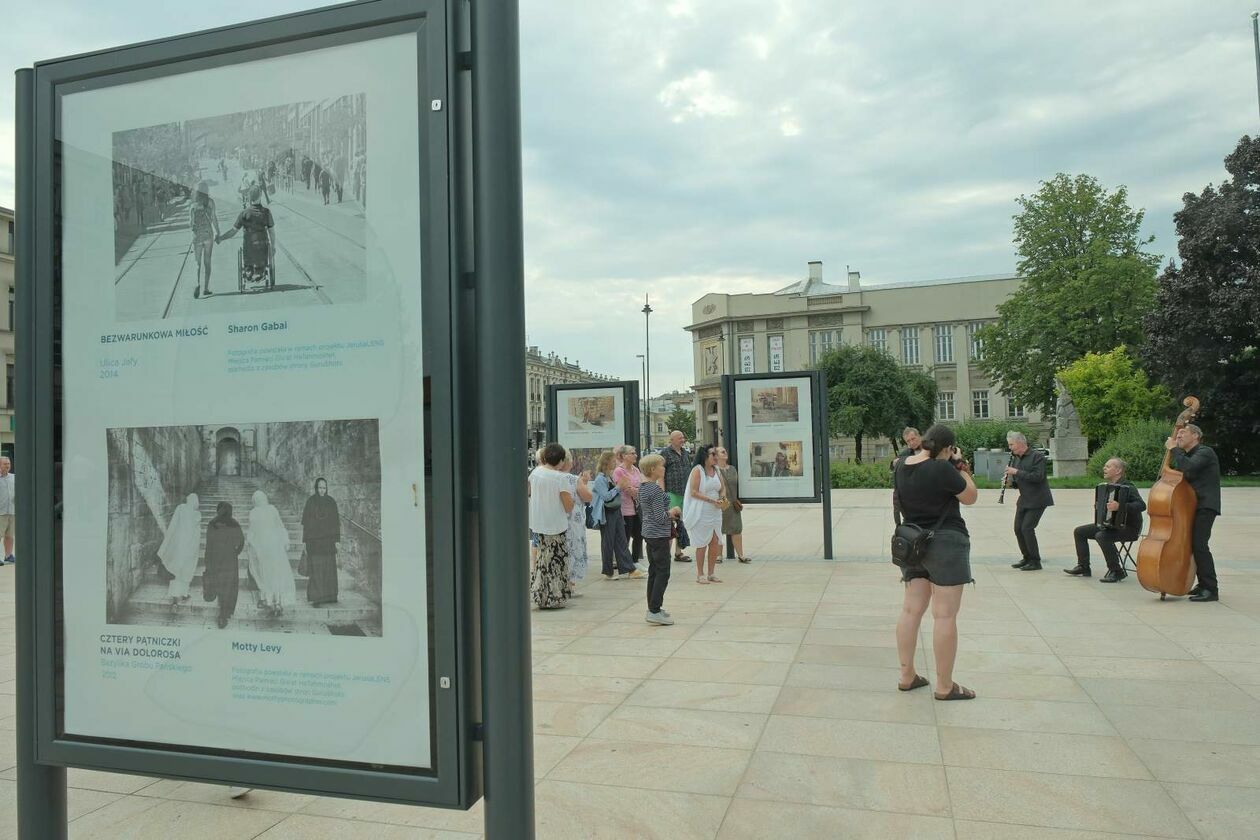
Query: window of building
[
  {"left": 937, "top": 390, "right": 955, "bottom": 421},
  {"left": 5, "top": 364, "right": 12, "bottom": 409},
  {"left": 967, "top": 322, "right": 986, "bottom": 361},
  {"left": 808, "top": 329, "right": 840, "bottom": 365},
  {"left": 933, "top": 324, "right": 953, "bottom": 364},
  {"left": 3, "top": 221, "right": 12, "bottom": 256},
  {"left": 972, "top": 389, "right": 990, "bottom": 419},
  {"left": 829, "top": 444, "right": 847, "bottom": 460},
  {"left": 901, "top": 328, "right": 920, "bottom": 365},
  {"left": 6, "top": 288, "right": 12, "bottom": 332},
  {"left": 867, "top": 328, "right": 887, "bottom": 353},
  {"left": 768, "top": 334, "right": 784, "bottom": 372},
  {"left": 873, "top": 444, "right": 890, "bottom": 460},
  {"left": 1008, "top": 397, "right": 1025, "bottom": 418},
  {"left": 738, "top": 336, "right": 754, "bottom": 373},
  {"left": 656, "top": 421, "right": 665, "bottom": 433}
]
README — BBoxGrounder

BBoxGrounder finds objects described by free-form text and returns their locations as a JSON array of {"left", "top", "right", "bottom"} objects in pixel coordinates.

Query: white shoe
[
  {"left": 645, "top": 610, "right": 674, "bottom": 626},
  {"left": 228, "top": 787, "right": 251, "bottom": 799}
]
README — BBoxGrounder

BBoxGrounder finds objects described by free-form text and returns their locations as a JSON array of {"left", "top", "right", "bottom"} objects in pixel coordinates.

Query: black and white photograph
[
  {"left": 106, "top": 418, "right": 383, "bottom": 636},
  {"left": 112, "top": 94, "right": 368, "bottom": 321},
  {"left": 749, "top": 386, "right": 800, "bottom": 424}
]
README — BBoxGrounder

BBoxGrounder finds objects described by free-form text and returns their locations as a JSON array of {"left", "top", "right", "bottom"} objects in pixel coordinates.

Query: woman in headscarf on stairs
[
  {"left": 203, "top": 501, "right": 245, "bottom": 628},
  {"left": 246, "top": 490, "right": 296, "bottom": 617},
  {"left": 301, "top": 478, "right": 341, "bottom": 607},
  {"left": 158, "top": 493, "right": 201, "bottom": 606}
]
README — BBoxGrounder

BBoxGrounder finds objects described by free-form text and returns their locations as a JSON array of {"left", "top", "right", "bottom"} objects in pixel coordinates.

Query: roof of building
[{"left": 773, "top": 271, "right": 1018, "bottom": 297}]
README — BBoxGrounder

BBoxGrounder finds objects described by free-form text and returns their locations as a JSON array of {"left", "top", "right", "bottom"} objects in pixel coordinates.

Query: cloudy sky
[{"left": 2, "top": 1, "right": 1256, "bottom": 393}]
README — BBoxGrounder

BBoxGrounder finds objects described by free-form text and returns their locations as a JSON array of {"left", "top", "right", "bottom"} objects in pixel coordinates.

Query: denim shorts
[{"left": 902, "top": 528, "right": 973, "bottom": 587}]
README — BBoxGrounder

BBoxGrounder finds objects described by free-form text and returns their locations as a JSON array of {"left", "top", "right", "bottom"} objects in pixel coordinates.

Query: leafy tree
[
  {"left": 1087, "top": 418, "right": 1170, "bottom": 482},
  {"left": 664, "top": 407, "right": 696, "bottom": 444},
  {"left": 815, "top": 345, "right": 936, "bottom": 462},
  {"left": 1056, "top": 347, "right": 1171, "bottom": 449},
  {"left": 1141, "top": 136, "right": 1260, "bottom": 473},
  {"left": 979, "top": 174, "right": 1162, "bottom": 415},
  {"left": 950, "top": 420, "right": 1041, "bottom": 465}
]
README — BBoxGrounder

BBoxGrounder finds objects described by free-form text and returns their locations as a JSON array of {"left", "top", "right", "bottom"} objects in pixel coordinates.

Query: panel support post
[
  {"left": 14, "top": 66, "right": 69, "bottom": 840},
  {"left": 818, "top": 371, "right": 834, "bottom": 560},
  {"left": 470, "top": 2, "right": 535, "bottom": 838}
]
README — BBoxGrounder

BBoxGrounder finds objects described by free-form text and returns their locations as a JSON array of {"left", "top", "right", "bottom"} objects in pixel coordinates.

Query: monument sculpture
[{"left": 1049, "top": 377, "right": 1089, "bottom": 477}]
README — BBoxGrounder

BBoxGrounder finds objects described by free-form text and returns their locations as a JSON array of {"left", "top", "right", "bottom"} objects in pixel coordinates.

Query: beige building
[
  {"left": 525, "top": 345, "right": 614, "bottom": 449},
  {"left": 0, "top": 207, "right": 13, "bottom": 460},
  {"left": 644, "top": 390, "right": 697, "bottom": 450},
  {"left": 686, "top": 261, "right": 1045, "bottom": 461}
]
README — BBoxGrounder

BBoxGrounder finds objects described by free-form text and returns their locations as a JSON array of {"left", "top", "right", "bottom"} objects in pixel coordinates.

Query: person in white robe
[
  {"left": 246, "top": 490, "right": 296, "bottom": 615},
  {"left": 157, "top": 493, "right": 201, "bottom": 604}
]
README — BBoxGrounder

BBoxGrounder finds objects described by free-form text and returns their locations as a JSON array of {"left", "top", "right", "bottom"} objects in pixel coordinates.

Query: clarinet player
[
  {"left": 1004, "top": 432, "right": 1054, "bottom": 571},
  {"left": 1066, "top": 458, "right": 1144, "bottom": 582}
]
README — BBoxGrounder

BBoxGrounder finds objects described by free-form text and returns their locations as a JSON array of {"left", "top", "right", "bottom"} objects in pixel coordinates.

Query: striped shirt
[{"left": 638, "top": 481, "right": 673, "bottom": 539}]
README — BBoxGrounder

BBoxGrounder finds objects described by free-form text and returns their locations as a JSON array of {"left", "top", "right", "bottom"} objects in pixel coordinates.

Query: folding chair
[{"left": 1118, "top": 540, "right": 1137, "bottom": 572}]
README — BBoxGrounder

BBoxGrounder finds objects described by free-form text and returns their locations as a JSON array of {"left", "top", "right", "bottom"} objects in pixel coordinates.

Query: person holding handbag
[
  {"left": 612, "top": 445, "right": 645, "bottom": 564},
  {"left": 682, "top": 445, "right": 727, "bottom": 584},
  {"left": 591, "top": 451, "right": 643, "bottom": 581},
  {"left": 715, "top": 447, "right": 750, "bottom": 563},
  {"left": 892, "top": 424, "right": 978, "bottom": 702}
]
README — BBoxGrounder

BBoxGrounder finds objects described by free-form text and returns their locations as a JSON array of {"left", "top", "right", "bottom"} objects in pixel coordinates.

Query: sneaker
[
  {"left": 4, "top": 555, "right": 13, "bottom": 565},
  {"left": 645, "top": 610, "right": 674, "bottom": 625},
  {"left": 228, "top": 787, "right": 252, "bottom": 799},
  {"left": 625, "top": 570, "right": 646, "bottom": 580},
  {"left": 603, "top": 573, "right": 618, "bottom": 581}
]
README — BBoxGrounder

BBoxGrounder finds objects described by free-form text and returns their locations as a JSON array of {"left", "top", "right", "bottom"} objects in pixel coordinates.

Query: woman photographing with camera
[{"left": 892, "top": 424, "right": 979, "bottom": 701}]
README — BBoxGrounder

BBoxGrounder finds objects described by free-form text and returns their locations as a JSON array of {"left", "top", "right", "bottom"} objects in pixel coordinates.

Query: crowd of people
[{"left": 526, "top": 432, "right": 750, "bottom": 625}]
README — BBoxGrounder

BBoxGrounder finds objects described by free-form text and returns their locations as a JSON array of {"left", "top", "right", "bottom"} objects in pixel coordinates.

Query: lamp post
[
  {"left": 636, "top": 353, "right": 647, "bottom": 450},
  {"left": 1253, "top": 13, "right": 1260, "bottom": 121},
  {"left": 642, "top": 295, "right": 653, "bottom": 447}
]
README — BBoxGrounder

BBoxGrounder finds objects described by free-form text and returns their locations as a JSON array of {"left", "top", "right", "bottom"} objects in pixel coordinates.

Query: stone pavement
[{"left": 0, "top": 488, "right": 1257, "bottom": 838}]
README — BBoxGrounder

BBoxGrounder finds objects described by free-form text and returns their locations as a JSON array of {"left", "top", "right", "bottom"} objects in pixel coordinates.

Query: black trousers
[
  {"left": 645, "top": 537, "right": 672, "bottom": 613},
  {"left": 1192, "top": 509, "right": 1219, "bottom": 592},
  {"left": 1072, "top": 523, "right": 1140, "bottom": 572},
  {"left": 1014, "top": 506, "right": 1046, "bottom": 564},
  {"left": 624, "top": 512, "right": 644, "bottom": 561},
  {"left": 599, "top": 507, "right": 637, "bottom": 576}
]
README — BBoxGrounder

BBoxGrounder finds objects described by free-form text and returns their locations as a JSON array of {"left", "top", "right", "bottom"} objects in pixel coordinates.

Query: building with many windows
[
  {"left": 686, "top": 261, "right": 1045, "bottom": 461},
  {"left": 0, "top": 207, "right": 13, "bottom": 460},
  {"left": 525, "top": 346, "right": 614, "bottom": 450}
]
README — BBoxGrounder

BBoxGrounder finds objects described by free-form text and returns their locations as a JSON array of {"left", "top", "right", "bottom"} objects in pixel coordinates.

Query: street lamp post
[
  {"left": 642, "top": 295, "right": 653, "bottom": 447},
  {"left": 1253, "top": 13, "right": 1260, "bottom": 121},
  {"left": 636, "top": 353, "right": 647, "bottom": 451}
]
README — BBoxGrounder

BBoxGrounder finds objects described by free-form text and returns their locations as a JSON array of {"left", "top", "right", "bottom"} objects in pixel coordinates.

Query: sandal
[
  {"left": 898, "top": 675, "right": 929, "bottom": 692},
  {"left": 738, "top": 556, "right": 752, "bottom": 563},
  {"left": 934, "top": 683, "right": 976, "bottom": 701},
  {"left": 707, "top": 575, "right": 722, "bottom": 583},
  {"left": 696, "top": 576, "right": 710, "bottom": 585}
]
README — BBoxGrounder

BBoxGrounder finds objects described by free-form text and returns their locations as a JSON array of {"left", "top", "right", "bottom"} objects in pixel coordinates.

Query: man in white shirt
[{"left": 0, "top": 457, "right": 14, "bottom": 564}]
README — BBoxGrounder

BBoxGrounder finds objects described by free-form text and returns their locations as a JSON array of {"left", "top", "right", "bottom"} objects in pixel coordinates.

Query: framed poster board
[
  {"left": 722, "top": 371, "right": 827, "bottom": 504},
  {"left": 546, "top": 382, "right": 641, "bottom": 474},
  {"left": 19, "top": 0, "right": 484, "bottom": 810}
]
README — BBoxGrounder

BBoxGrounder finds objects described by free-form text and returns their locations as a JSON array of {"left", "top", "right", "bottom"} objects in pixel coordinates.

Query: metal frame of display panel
[
  {"left": 14, "top": 1, "right": 534, "bottom": 833},
  {"left": 721, "top": 371, "right": 833, "bottom": 558},
  {"left": 544, "top": 380, "right": 641, "bottom": 457}
]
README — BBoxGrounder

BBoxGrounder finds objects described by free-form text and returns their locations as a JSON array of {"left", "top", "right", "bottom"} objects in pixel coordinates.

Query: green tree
[
  {"left": 664, "top": 407, "right": 696, "bottom": 443},
  {"left": 1056, "top": 347, "right": 1171, "bottom": 448},
  {"left": 815, "top": 345, "right": 936, "bottom": 462},
  {"left": 1141, "top": 136, "right": 1260, "bottom": 473},
  {"left": 979, "top": 174, "right": 1162, "bottom": 415}
]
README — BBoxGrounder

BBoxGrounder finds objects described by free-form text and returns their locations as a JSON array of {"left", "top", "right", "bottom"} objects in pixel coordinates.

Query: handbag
[{"left": 889, "top": 466, "right": 949, "bottom": 570}]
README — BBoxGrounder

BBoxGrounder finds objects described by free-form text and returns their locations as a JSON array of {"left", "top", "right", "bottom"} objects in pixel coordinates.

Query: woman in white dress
[
  {"left": 682, "top": 445, "right": 726, "bottom": 584},
  {"left": 246, "top": 490, "right": 296, "bottom": 616},
  {"left": 157, "top": 493, "right": 201, "bottom": 605}
]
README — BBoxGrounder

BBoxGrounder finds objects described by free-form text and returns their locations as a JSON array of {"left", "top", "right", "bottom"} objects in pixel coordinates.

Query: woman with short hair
[
  {"left": 893, "top": 423, "right": 978, "bottom": 701},
  {"left": 528, "top": 443, "right": 575, "bottom": 609}
]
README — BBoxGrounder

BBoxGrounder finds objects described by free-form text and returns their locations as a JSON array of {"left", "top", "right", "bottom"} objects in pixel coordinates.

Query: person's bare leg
[
  {"left": 930, "top": 583, "right": 966, "bottom": 695},
  {"left": 897, "top": 578, "right": 931, "bottom": 687},
  {"left": 695, "top": 546, "right": 706, "bottom": 581},
  {"left": 732, "top": 534, "right": 744, "bottom": 559},
  {"left": 707, "top": 536, "right": 720, "bottom": 577}
]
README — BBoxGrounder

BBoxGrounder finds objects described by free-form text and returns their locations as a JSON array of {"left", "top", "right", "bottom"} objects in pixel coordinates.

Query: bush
[
  {"left": 949, "top": 420, "right": 1041, "bottom": 464},
  {"left": 830, "top": 461, "right": 891, "bottom": 489},
  {"left": 1088, "top": 418, "right": 1169, "bottom": 482}
]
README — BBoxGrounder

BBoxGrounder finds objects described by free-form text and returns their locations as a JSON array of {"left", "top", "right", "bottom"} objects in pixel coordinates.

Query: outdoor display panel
[
  {"left": 546, "top": 382, "right": 641, "bottom": 474},
  {"left": 724, "top": 372, "right": 825, "bottom": 503},
  {"left": 20, "top": 0, "right": 487, "bottom": 811}
]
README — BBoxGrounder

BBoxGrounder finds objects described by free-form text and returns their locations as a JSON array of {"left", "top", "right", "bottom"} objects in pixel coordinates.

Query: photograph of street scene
[
  {"left": 749, "top": 441, "right": 805, "bottom": 477},
  {"left": 111, "top": 94, "right": 368, "bottom": 321},
  {"left": 749, "top": 386, "right": 801, "bottom": 424},
  {"left": 566, "top": 395, "right": 616, "bottom": 431}
]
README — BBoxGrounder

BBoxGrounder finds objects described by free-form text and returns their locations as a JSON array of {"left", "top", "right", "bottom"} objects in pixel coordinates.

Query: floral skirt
[{"left": 531, "top": 533, "right": 570, "bottom": 609}]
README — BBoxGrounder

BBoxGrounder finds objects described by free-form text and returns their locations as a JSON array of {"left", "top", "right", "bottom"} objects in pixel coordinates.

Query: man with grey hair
[
  {"left": 1166, "top": 424, "right": 1222, "bottom": 602},
  {"left": 1067, "top": 457, "right": 1145, "bottom": 582},
  {"left": 660, "top": 431, "right": 693, "bottom": 563},
  {"left": 1003, "top": 432, "right": 1054, "bottom": 571}
]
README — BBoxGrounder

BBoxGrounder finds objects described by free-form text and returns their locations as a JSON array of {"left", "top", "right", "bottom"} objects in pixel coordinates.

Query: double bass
[{"left": 1136, "top": 396, "right": 1200, "bottom": 600}]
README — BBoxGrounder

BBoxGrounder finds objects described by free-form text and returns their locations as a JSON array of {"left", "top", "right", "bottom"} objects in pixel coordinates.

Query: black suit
[
  {"left": 1011, "top": 449, "right": 1054, "bottom": 566},
  {"left": 1072, "top": 480, "right": 1145, "bottom": 573},
  {"left": 1172, "top": 443, "right": 1222, "bottom": 592}
]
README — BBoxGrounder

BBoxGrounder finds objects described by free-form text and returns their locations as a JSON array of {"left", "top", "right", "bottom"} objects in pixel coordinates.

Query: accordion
[{"left": 1094, "top": 483, "right": 1128, "bottom": 530}]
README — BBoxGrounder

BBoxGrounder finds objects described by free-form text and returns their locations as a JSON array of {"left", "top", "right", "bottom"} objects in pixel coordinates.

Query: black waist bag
[{"left": 891, "top": 466, "right": 948, "bottom": 570}]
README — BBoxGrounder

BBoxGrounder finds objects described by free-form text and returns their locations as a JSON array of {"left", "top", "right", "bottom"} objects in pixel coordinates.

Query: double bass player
[
  {"left": 1065, "top": 458, "right": 1145, "bottom": 582},
  {"left": 1165, "top": 424, "right": 1222, "bottom": 602}
]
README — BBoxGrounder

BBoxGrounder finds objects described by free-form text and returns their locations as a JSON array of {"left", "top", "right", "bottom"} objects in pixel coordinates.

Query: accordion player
[{"left": 1067, "top": 458, "right": 1146, "bottom": 582}]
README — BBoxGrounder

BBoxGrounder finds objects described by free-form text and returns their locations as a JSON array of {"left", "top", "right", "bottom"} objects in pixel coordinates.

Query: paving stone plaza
[{"left": 1, "top": 487, "right": 1258, "bottom": 838}]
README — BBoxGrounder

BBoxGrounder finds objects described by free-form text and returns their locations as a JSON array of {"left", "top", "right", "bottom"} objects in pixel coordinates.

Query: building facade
[
  {"left": 686, "top": 261, "right": 1046, "bottom": 461},
  {"left": 525, "top": 346, "right": 614, "bottom": 449},
  {"left": 644, "top": 390, "right": 697, "bottom": 451},
  {"left": 0, "top": 207, "right": 13, "bottom": 460}
]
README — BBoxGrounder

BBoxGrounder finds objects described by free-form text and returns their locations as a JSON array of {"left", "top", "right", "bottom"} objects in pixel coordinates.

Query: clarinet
[{"left": 997, "top": 454, "right": 1016, "bottom": 504}]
